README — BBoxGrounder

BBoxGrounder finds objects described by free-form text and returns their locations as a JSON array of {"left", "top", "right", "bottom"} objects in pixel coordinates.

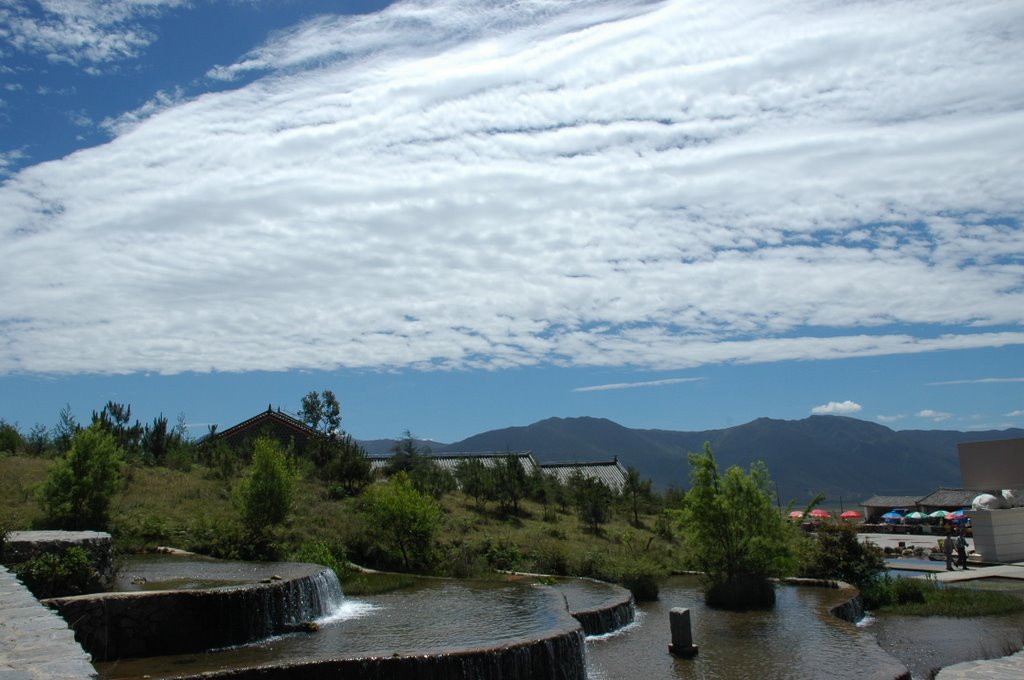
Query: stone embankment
[
  {"left": 0, "top": 565, "right": 97, "bottom": 680},
  {"left": 5, "top": 531, "right": 114, "bottom": 590}
]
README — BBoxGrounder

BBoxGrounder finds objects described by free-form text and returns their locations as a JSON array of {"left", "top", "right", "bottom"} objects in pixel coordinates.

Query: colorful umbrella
[
  {"left": 788, "top": 510, "right": 805, "bottom": 520},
  {"left": 945, "top": 509, "right": 969, "bottom": 523},
  {"left": 840, "top": 510, "right": 863, "bottom": 520},
  {"left": 808, "top": 508, "right": 831, "bottom": 519},
  {"left": 881, "top": 511, "right": 903, "bottom": 523},
  {"left": 904, "top": 511, "right": 928, "bottom": 522},
  {"left": 928, "top": 510, "right": 949, "bottom": 519}
]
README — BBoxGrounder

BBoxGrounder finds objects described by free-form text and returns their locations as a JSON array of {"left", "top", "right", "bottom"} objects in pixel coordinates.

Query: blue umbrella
[{"left": 881, "top": 511, "right": 903, "bottom": 523}]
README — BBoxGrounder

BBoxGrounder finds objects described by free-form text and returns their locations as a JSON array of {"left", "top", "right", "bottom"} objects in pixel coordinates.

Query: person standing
[
  {"left": 956, "top": 527, "right": 970, "bottom": 570},
  {"left": 944, "top": 529, "right": 955, "bottom": 571}
]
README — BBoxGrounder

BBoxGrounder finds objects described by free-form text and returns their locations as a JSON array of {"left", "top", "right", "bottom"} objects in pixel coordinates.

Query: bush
[
  {"left": 14, "top": 547, "right": 98, "bottom": 599},
  {"left": 292, "top": 541, "right": 348, "bottom": 576},
  {"left": 39, "top": 426, "right": 123, "bottom": 530},
  {"left": 237, "top": 436, "right": 295, "bottom": 534},
  {"left": 361, "top": 473, "right": 441, "bottom": 570},
  {"left": 799, "top": 524, "right": 885, "bottom": 589}
]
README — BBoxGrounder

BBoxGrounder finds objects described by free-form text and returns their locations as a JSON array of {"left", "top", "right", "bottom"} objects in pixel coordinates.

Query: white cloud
[
  {"left": 1, "top": 0, "right": 1024, "bottom": 376},
  {"left": 0, "top": 0, "right": 188, "bottom": 66},
  {"left": 929, "top": 377, "right": 1024, "bottom": 386},
  {"left": 1006, "top": 410, "right": 1024, "bottom": 418},
  {"left": 876, "top": 414, "right": 904, "bottom": 423},
  {"left": 573, "top": 377, "right": 703, "bottom": 393},
  {"left": 811, "top": 400, "right": 862, "bottom": 416},
  {"left": 918, "top": 409, "right": 953, "bottom": 422}
]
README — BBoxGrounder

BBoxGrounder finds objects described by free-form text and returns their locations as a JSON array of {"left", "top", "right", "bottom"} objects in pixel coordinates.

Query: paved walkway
[
  {"left": 0, "top": 565, "right": 96, "bottom": 680},
  {"left": 861, "top": 532, "right": 1024, "bottom": 679}
]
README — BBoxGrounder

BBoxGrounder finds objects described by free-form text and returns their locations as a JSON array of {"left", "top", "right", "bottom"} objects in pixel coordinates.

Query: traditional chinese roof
[
  {"left": 540, "top": 459, "right": 628, "bottom": 493},
  {"left": 213, "top": 406, "right": 321, "bottom": 452},
  {"left": 860, "top": 495, "right": 920, "bottom": 510},
  {"left": 916, "top": 487, "right": 989, "bottom": 510},
  {"left": 367, "top": 451, "right": 538, "bottom": 476}
]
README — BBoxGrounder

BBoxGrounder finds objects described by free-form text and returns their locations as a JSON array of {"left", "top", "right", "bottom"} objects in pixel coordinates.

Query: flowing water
[
  {"left": 97, "top": 573, "right": 581, "bottom": 679},
  {"left": 101, "top": 557, "right": 1017, "bottom": 680},
  {"left": 585, "top": 575, "right": 907, "bottom": 680}
]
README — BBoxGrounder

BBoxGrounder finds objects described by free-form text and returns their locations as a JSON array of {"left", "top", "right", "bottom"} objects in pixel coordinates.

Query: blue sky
[{"left": 1, "top": 0, "right": 1022, "bottom": 444}]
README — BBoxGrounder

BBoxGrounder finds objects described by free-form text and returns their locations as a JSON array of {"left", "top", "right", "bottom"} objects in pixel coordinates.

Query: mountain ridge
[{"left": 358, "top": 415, "right": 1024, "bottom": 503}]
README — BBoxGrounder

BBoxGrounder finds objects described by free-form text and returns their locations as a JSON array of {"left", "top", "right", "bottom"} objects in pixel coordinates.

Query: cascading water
[{"left": 45, "top": 558, "right": 353, "bottom": 661}]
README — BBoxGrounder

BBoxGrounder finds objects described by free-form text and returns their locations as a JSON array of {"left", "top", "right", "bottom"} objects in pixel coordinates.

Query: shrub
[
  {"left": 237, "top": 436, "right": 295, "bottom": 534},
  {"left": 361, "top": 473, "right": 441, "bottom": 570},
  {"left": 799, "top": 524, "right": 885, "bottom": 589},
  {"left": 292, "top": 540, "right": 348, "bottom": 577},
  {"left": 39, "top": 426, "right": 123, "bottom": 530},
  {"left": 14, "top": 547, "right": 98, "bottom": 599}
]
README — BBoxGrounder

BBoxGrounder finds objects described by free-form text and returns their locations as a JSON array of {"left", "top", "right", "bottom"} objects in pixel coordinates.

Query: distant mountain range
[{"left": 358, "top": 415, "right": 1024, "bottom": 504}]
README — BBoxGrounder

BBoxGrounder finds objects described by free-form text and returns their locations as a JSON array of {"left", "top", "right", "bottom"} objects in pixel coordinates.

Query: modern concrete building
[{"left": 958, "top": 438, "right": 1024, "bottom": 563}]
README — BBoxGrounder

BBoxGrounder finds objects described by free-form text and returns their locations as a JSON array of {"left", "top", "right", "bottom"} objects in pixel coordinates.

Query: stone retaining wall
[
  {"left": 567, "top": 583, "right": 635, "bottom": 636},
  {"left": 4, "top": 531, "right": 114, "bottom": 591},
  {"left": 0, "top": 564, "right": 97, "bottom": 679},
  {"left": 166, "top": 628, "right": 587, "bottom": 680},
  {"left": 45, "top": 565, "right": 339, "bottom": 662}
]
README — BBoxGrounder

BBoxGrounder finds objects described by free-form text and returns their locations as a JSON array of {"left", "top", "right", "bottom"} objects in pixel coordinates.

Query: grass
[
  {"left": 867, "top": 576, "right": 1024, "bottom": 617},
  {"left": 0, "top": 454, "right": 674, "bottom": 595}
]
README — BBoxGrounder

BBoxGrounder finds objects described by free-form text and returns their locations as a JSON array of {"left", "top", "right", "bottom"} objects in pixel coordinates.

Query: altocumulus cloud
[{"left": 2, "top": 0, "right": 1024, "bottom": 375}]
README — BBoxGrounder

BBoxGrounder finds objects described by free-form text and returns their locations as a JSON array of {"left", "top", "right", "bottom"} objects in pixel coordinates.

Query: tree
[
  {"left": 92, "top": 401, "right": 142, "bottom": 457},
  {"left": 575, "top": 477, "right": 614, "bottom": 533},
  {"left": 39, "top": 425, "right": 123, "bottom": 530},
  {"left": 237, "top": 436, "right": 296, "bottom": 534},
  {"left": 361, "top": 472, "right": 441, "bottom": 570},
  {"left": 456, "top": 457, "right": 494, "bottom": 510},
  {"left": 386, "top": 430, "right": 429, "bottom": 475},
  {"left": 142, "top": 414, "right": 170, "bottom": 466},
  {"left": 623, "top": 465, "right": 652, "bottom": 527},
  {"left": 681, "top": 443, "right": 791, "bottom": 610},
  {"left": 52, "top": 403, "right": 79, "bottom": 455},
  {"left": 299, "top": 390, "right": 342, "bottom": 469},
  {"left": 799, "top": 523, "right": 885, "bottom": 589},
  {"left": 494, "top": 453, "right": 528, "bottom": 514},
  {"left": 0, "top": 420, "right": 23, "bottom": 455},
  {"left": 326, "top": 433, "right": 372, "bottom": 496},
  {"left": 25, "top": 424, "right": 51, "bottom": 457}
]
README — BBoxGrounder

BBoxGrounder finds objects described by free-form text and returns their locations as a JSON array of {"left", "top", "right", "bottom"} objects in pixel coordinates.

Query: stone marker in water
[{"left": 668, "top": 607, "right": 699, "bottom": 657}]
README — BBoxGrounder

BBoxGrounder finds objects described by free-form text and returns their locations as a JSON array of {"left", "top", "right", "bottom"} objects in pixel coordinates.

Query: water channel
[{"left": 90, "top": 556, "right": 1024, "bottom": 680}]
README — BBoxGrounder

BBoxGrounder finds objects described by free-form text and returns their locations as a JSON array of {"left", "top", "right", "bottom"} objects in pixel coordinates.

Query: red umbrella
[
  {"left": 808, "top": 508, "right": 831, "bottom": 519},
  {"left": 788, "top": 510, "right": 805, "bottom": 520},
  {"left": 840, "top": 510, "right": 863, "bottom": 520}
]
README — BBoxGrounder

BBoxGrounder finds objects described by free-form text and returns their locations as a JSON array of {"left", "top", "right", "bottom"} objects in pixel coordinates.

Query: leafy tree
[
  {"left": 575, "top": 477, "right": 614, "bottom": 533},
  {"left": 237, "top": 436, "right": 296, "bottom": 535},
  {"left": 0, "top": 420, "right": 23, "bottom": 455},
  {"left": 361, "top": 472, "right": 441, "bottom": 570},
  {"left": 39, "top": 425, "right": 124, "bottom": 530},
  {"left": 25, "top": 423, "right": 51, "bottom": 457},
  {"left": 681, "top": 443, "right": 791, "bottom": 610},
  {"left": 623, "top": 465, "right": 652, "bottom": 527},
  {"left": 494, "top": 453, "right": 528, "bottom": 513},
  {"left": 456, "top": 457, "right": 494, "bottom": 510},
  {"left": 299, "top": 389, "right": 342, "bottom": 468},
  {"left": 799, "top": 523, "right": 885, "bottom": 589},
  {"left": 298, "top": 390, "right": 371, "bottom": 492},
  {"left": 326, "top": 433, "right": 372, "bottom": 496}
]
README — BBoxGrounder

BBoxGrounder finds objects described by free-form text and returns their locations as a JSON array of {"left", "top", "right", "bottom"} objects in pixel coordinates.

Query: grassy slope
[{"left": 0, "top": 455, "right": 674, "bottom": 583}]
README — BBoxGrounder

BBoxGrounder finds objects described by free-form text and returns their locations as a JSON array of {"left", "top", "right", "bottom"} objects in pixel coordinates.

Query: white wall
[{"left": 968, "top": 507, "right": 1024, "bottom": 563}]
